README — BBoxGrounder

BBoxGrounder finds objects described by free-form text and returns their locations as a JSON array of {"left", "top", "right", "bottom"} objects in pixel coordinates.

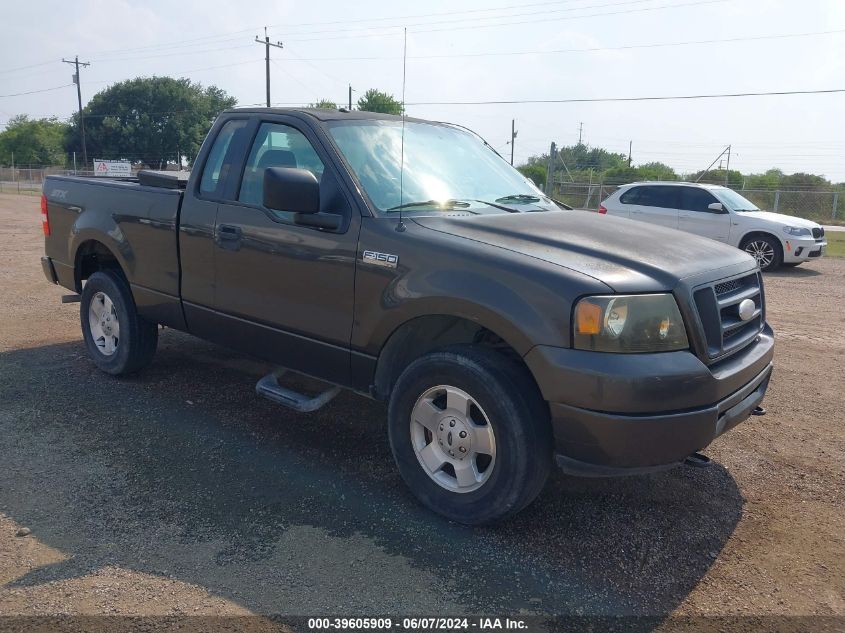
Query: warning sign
[{"left": 93, "top": 159, "right": 132, "bottom": 177}]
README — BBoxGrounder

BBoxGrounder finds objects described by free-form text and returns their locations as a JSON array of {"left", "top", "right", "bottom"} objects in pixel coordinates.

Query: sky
[{"left": 1, "top": 0, "right": 844, "bottom": 181}]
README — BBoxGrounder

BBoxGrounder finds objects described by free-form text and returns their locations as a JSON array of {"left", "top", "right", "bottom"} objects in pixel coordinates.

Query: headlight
[
  {"left": 573, "top": 294, "right": 688, "bottom": 353},
  {"left": 783, "top": 226, "right": 811, "bottom": 237}
]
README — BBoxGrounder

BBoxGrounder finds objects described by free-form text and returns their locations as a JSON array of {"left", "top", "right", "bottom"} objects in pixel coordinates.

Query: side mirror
[
  {"left": 263, "top": 167, "right": 320, "bottom": 214},
  {"left": 707, "top": 202, "right": 726, "bottom": 213}
]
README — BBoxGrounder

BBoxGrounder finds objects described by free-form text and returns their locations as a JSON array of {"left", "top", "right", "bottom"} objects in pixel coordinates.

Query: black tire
[
  {"left": 387, "top": 345, "right": 552, "bottom": 525},
  {"left": 740, "top": 234, "right": 783, "bottom": 272},
  {"left": 80, "top": 269, "right": 158, "bottom": 375}
]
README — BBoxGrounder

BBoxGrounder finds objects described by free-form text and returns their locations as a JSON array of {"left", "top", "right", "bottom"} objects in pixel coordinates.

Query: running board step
[{"left": 255, "top": 369, "right": 341, "bottom": 413}]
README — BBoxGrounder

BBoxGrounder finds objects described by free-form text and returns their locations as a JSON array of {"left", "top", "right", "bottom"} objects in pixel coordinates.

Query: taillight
[
  {"left": 598, "top": 204, "right": 608, "bottom": 214},
  {"left": 41, "top": 194, "right": 50, "bottom": 236}
]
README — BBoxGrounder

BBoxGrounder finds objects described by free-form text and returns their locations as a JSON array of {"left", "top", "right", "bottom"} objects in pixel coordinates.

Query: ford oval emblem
[{"left": 738, "top": 298, "right": 756, "bottom": 322}]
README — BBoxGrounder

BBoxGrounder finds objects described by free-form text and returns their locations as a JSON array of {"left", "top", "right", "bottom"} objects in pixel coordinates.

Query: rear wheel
[
  {"left": 387, "top": 345, "right": 552, "bottom": 525},
  {"left": 741, "top": 234, "right": 783, "bottom": 271},
  {"left": 80, "top": 270, "right": 158, "bottom": 375}
]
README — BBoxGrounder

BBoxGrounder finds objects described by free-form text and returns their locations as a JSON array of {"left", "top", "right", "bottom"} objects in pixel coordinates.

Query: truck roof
[{"left": 223, "top": 107, "right": 436, "bottom": 125}]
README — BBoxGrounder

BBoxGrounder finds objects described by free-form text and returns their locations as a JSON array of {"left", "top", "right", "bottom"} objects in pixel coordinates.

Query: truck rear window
[{"left": 200, "top": 119, "right": 248, "bottom": 197}]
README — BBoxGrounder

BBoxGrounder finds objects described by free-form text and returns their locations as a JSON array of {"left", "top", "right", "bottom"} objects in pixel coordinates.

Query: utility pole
[
  {"left": 510, "top": 119, "right": 517, "bottom": 166},
  {"left": 254, "top": 27, "right": 283, "bottom": 107},
  {"left": 696, "top": 145, "right": 731, "bottom": 183},
  {"left": 62, "top": 56, "right": 91, "bottom": 170},
  {"left": 724, "top": 145, "right": 732, "bottom": 187},
  {"left": 545, "top": 142, "right": 556, "bottom": 196},
  {"left": 578, "top": 122, "right": 583, "bottom": 145},
  {"left": 628, "top": 140, "right": 632, "bottom": 167},
  {"left": 348, "top": 84, "right": 353, "bottom": 110}
]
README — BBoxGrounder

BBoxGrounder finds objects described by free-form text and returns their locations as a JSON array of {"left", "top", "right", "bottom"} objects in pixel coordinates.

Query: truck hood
[
  {"left": 413, "top": 210, "right": 756, "bottom": 293},
  {"left": 735, "top": 210, "right": 820, "bottom": 228}
]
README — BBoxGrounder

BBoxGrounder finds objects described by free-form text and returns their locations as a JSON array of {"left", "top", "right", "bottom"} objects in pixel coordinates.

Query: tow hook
[
  {"left": 751, "top": 406, "right": 766, "bottom": 416},
  {"left": 685, "top": 452, "right": 711, "bottom": 468}
]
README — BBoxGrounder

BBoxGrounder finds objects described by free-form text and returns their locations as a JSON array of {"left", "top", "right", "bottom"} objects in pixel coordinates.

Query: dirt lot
[{"left": 0, "top": 192, "right": 842, "bottom": 629}]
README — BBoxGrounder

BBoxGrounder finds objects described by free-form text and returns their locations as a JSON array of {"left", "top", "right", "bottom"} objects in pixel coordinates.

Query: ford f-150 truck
[{"left": 41, "top": 108, "right": 774, "bottom": 524}]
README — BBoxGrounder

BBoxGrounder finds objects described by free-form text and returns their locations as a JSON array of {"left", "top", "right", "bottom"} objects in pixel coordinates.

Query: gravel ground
[{"left": 0, "top": 192, "right": 842, "bottom": 628}]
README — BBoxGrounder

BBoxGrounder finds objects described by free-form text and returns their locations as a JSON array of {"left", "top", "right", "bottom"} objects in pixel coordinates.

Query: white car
[{"left": 599, "top": 182, "right": 827, "bottom": 271}]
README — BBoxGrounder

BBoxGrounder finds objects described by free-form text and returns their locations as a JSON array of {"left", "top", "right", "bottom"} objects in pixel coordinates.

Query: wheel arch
[
  {"left": 72, "top": 237, "right": 128, "bottom": 292},
  {"left": 737, "top": 229, "right": 784, "bottom": 250},
  {"left": 371, "top": 313, "right": 542, "bottom": 404}
]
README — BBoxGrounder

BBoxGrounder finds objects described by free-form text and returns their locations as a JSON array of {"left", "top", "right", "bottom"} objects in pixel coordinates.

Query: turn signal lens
[
  {"left": 575, "top": 299, "right": 603, "bottom": 335},
  {"left": 41, "top": 194, "right": 50, "bottom": 236}
]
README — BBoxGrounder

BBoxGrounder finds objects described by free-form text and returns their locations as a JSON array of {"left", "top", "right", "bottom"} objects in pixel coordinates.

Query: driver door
[{"left": 208, "top": 117, "right": 360, "bottom": 385}]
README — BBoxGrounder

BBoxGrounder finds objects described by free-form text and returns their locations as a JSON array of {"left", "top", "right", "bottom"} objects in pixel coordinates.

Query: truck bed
[{"left": 42, "top": 174, "right": 185, "bottom": 310}]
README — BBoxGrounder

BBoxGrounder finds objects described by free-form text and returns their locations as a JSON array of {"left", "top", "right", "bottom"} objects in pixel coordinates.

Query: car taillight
[
  {"left": 598, "top": 204, "right": 608, "bottom": 214},
  {"left": 41, "top": 194, "right": 50, "bottom": 236}
]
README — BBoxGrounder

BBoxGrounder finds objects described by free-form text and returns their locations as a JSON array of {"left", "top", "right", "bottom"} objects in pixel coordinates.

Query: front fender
[{"left": 351, "top": 218, "right": 610, "bottom": 356}]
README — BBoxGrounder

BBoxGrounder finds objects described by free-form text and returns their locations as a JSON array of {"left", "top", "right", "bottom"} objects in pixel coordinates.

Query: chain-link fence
[
  {"left": 0, "top": 166, "right": 164, "bottom": 196},
  {"left": 552, "top": 181, "right": 842, "bottom": 224},
  {"left": 2, "top": 166, "right": 842, "bottom": 223}
]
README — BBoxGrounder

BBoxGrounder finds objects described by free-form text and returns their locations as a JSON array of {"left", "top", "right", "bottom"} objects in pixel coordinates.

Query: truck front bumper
[{"left": 525, "top": 325, "right": 774, "bottom": 475}]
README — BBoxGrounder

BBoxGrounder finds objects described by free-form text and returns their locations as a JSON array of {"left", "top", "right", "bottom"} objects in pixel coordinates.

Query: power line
[
  {"left": 407, "top": 88, "right": 845, "bottom": 106},
  {"left": 283, "top": 0, "right": 726, "bottom": 41},
  {"left": 0, "top": 84, "right": 73, "bottom": 97},
  {"left": 66, "top": 0, "right": 590, "bottom": 59},
  {"left": 286, "top": 27, "right": 845, "bottom": 62},
  {"left": 279, "top": 0, "right": 657, "bottom": 38}
]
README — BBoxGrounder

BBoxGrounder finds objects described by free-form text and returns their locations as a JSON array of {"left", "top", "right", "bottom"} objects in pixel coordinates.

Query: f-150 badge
[{"left": 363, "top": 250, "right": 398, "bottom": 268}]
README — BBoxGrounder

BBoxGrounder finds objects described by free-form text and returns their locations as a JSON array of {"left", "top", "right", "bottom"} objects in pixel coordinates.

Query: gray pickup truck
[{"left": 41, "top": 108, "right": 774, "bottom": 524}]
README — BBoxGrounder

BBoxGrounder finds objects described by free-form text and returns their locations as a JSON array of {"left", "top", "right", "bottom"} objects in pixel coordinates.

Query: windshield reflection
[{"left": 327, "top": 120, "right": 557, "bottom": 216}]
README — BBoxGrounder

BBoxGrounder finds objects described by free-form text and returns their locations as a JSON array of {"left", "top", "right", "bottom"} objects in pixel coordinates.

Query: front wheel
[
  {"left": 80, "top": 270, "right": 158, "bottom": 375},
  {"left": 741, "top": 234, "right": 783, "bottom": 271},
  {"left": 387, "top": 346, "right": 552, "bottom": 525}
]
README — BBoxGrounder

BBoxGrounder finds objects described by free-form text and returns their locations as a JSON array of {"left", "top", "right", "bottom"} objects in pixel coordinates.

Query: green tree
[
  {"left": 604, "top": 162, "right": 678, "bottom": 184},
  {"left": 688, "top": 168, "right": 743, "bottom": 189},
  {"left": 780, "top": 172, "right": 830, "bottom": 189},
  {"left": 744, "top": 168, "right": 784, "bottom": 190},
  {"left": 558, "top": 144, "right": 627, "bottom": 172},
  {"left": 356, "top": 88, "right": 403, "bottom": 115},
  {"left": 66, "top": 77, "right": 236, "bottom": 168},
  {"left": 308, "top": 99, "right": 338, "bottom": 109},
  {"left": 517, "top": 162, "right": 546, "bottom": 188},
  {"left": 0, "top": 115, "right": 70, "bottom": 166}
]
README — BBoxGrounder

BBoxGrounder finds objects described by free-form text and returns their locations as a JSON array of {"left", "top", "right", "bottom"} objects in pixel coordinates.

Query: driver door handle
[{"left": 218, "top": 224, "right": 242, "bottom": 240}]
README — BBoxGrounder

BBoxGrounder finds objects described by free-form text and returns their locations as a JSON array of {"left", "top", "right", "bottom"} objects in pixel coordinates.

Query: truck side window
[
  {"left": 199, "top": 119, "right": 248, "bottom": 197},
  {"left": 238, "top": 123, "right": 325, "bottom": 218}
]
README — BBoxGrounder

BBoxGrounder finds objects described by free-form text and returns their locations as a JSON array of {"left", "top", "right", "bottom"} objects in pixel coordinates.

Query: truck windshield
[{"left": 326, "top": 120, "right": 557, "bottom": 216}]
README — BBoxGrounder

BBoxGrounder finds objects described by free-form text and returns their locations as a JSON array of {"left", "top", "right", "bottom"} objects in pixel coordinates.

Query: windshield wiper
[
  {"left": 386, "top": 199, "right": 472, "bottom": 213},
  {"left": 474, "top": 199, "right": 520, "bottom": 213},
  {"left": 495, "top": 194, "right": 542, "bottom": 203}
]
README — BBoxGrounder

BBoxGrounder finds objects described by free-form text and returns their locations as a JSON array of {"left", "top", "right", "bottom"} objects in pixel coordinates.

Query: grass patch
[{"left": 825, "top": 231, "right": 845, "bottom": 258}]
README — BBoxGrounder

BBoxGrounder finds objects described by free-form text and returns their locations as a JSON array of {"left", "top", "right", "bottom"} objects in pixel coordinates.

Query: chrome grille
[{"left": 693, "top": 272, "right": 764, "bottom": 360}]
